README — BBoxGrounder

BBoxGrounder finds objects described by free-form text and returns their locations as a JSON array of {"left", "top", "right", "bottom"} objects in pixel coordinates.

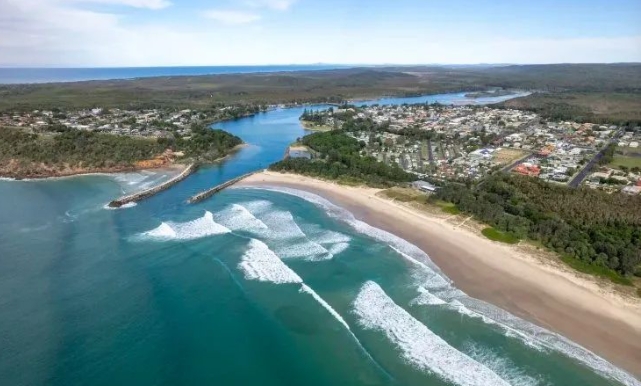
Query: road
[{"left": 568, "top": 129, "right": 624, "bottom": 188}]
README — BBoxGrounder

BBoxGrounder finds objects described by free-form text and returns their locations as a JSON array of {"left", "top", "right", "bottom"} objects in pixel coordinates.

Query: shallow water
[{"left": 0, "top": 92, "right": 637, "bottom": 386}]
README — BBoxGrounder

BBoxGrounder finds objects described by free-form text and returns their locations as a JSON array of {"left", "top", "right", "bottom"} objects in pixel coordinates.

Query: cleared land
[
  {"left": 610, "top": 155, "right": 641, "bottom": 169},
  {"left": 492, "top": 148, "right": 529, "bottom": 165}
]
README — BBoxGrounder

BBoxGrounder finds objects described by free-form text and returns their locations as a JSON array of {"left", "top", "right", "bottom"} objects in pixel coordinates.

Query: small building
[
  {"left": 622, "top": 185, "right": 641, "bottom": 195},
  {"left": 412, "top": 180, "right": 438, "bottom": 193}
]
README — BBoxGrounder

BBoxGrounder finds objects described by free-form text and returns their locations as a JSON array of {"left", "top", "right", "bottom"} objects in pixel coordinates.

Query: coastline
[
  {"left": 0, "top": 144, "right": 247, "bottom": 181},
  {"left": 238, "top": 171, "right": 641, "bottom": 379}
]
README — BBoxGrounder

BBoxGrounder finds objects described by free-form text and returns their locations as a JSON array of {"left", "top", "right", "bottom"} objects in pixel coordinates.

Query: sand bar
[{"left": 239, "top": 171, "right": 641, "bottom": 379}]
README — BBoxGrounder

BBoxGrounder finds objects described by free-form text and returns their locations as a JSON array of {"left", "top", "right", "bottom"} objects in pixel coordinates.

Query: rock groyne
[
  {"left": 187, "top": 172, "right": 256, "bottom": 204},
  {"left": 108, "top": 163, "right": 197, "bottom": 208}
]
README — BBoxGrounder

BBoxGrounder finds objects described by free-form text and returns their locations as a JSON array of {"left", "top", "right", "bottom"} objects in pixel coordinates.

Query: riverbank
[
  {"left": 238, "top": 171, "right": 641, "bottom": 378},
  {"left": 300, "top": 120, "right": 334, "bottom": 132}
]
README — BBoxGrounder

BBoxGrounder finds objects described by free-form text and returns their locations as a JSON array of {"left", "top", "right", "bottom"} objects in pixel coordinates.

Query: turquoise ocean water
[{"left": 0, "top": 92, "right": 638, "bottom": 386}]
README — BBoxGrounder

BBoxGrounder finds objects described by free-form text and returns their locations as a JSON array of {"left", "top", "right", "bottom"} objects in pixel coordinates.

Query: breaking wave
[
  {"left": 243, "top": 186, "right": 641, "bottom": 386},
  {"left": 463, "top": 342, "right": 544, "bottom": 386},
  {"left": 238, "top": 239, "right": 302, "bottom": 284},
  {"left": 137, "top": 211, "right": 230, "bottom": 241},
  {"left": 215, "top": 200, "right": 351, "bottom": 261},
  {"left": 353, "top": 281, "right": 510, "bottom": 386},
  {"left": 409, "top": 286, "right": 446, "bottom": 306}
]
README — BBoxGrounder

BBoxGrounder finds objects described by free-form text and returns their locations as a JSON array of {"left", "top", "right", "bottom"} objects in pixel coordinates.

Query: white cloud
[
  {"left": 245, "top": 0, "right": 297, "bottom": 11},
  {"left": 0, "top": 0, "right": 639, "bottom": 67},
  {"left": 203, "top": 9, "right": 261, "bottom": 25},
  {"left": 65, "top": 0, "right": 172, "bottom": 9}
]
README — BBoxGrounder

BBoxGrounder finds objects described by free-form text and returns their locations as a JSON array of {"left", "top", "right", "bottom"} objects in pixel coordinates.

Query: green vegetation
[
  {"left": 435, "top": 174, "right": 641, "bottom": 277},
  {"left": 269, "top": 131, "right": 414, "bottom": 187},
  {"left": 501, "top": 92, "right": 641, "bottom": 125},
  {"left": 438, "top": 202, "right": 461, "bottom": 215},
  {"left": 611, "top": 155, "right": 641, "bottom": 170},
  {"left": 3, "top": 65, "right": 640, "bottom": 125},
  {"left": 559, "top": 255, "right": 633, "bottom": 286},
  {"left": 481, "top": 227, "right": 520, "bottom": 244},
  {"left": 0, "top": 125, "right": 241, "bottom": 178},
  {"left": 174, "top": 126, "right": 243, "bottom": 162}
]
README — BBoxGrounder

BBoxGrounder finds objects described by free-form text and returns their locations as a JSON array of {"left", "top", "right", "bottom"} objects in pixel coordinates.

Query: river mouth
[{"left": 6, "top": 91, "right": 637, "bottom": 386}]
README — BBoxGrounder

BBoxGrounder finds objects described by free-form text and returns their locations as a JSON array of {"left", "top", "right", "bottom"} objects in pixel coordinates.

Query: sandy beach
[{"left": 239, "top": 171, "right": 641, "bottom": 379}]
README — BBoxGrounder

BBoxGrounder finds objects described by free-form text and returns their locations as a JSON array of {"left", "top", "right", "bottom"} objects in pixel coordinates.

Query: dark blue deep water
[{"left": 0, "top": 65, "right": 350, "bottom": 84}]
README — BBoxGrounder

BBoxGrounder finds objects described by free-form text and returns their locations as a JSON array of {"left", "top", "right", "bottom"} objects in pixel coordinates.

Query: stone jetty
[
  {"left": 187, "top": 172, "right": 256, "bottom": 204},
  {"left": 108, "top": 163, "right": 197, "bottom": 208}
]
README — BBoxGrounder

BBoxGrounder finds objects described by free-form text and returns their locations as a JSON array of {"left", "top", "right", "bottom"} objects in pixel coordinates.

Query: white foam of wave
[
  {"left": 353, "top": 281, "right": 510, "bottom": 386},
  {"left": 246, "top": 186, "right": 641, "bottom": 386},
  {"left": 299, "top": 282, "right": 390, "bottom": 378},
  {"left": 238, "top": 239, "right": 302, "bottom": 284},
  {"left": 328, "top": 242, "right": 350, "bottom": 256},
  {"left": 0, "top": 177, "right": 16, "bottom": 181},
  {"left": 390, "top": 246, "right": 451, "bottom": 290},
  {"left": 138, "top": 211, "right": 230, "bottom": 241},
  {"left": 241, "top": 200, "right": 274, "bottom": 216},
  {"left": 243, "top": 187, "right": 448, "bottom": 276},
  {"left": 213, "top": 203, "right": 268, "bottom": 231},
  {"left": 224, "top": 201, "right": 338, "bottom": 261},
  {"left": 300, "top": 284, "right": 350, "bottom": 330},
  {"left": 454, "top": 297, "right": 641, "bottom": 386},
  {"left": 103, "top": 202, "right": 137, "bottom": 210},
  {"left": 463, "top": 342, "right": 543, "bottom": 386},
  {"left": 409, "top": 286, "right": 447, "bottom": 306},
  {"left": 144, "top": 222, "right": 177, "bottom": 238}
]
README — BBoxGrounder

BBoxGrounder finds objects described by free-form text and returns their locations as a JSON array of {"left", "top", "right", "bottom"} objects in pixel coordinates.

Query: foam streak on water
[
  {"left": 238, "top": 239, "right": 302, "bottom": 284},
  {"left": 353, "top": 281, "right": 510, "bottom": 386},
  {"left": 300, "top": 284, "right": 350, "bottom": 329},
  {"left": 247, "top": 186, "right": 641, "bottom": 386}
]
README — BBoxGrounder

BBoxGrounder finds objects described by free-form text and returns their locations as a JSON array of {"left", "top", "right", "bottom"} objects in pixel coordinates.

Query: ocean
[
  {"left": 0, "top": 93, "right": 637, "bottom": 386},
  {"left": 0, "top": 65, "right": 350, "bottom": 84}
]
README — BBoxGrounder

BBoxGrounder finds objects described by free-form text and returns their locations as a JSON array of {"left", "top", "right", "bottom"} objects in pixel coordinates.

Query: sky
[{"left": 0, "top": 0, "right": 640, "bottom": 67}]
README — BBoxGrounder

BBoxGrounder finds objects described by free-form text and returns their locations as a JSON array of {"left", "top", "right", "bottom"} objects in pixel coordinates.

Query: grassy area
[
  {"left": 435, "top": 200, "right": 461, "bottom": 214},
  {"left": 481, "top": 227, "right": 520, "bottom": 244},
  {"left": 381, "top": 187, "right": 428, "bottom": 203},
  {"left": 610, "top": 154, "right": 641, "bottom": 169},
  {"left": 301, "top": 121, "right": 334, "bottom": 132},
  {"left": 560, "top": 255, "right": 633, "bottom": 286}
]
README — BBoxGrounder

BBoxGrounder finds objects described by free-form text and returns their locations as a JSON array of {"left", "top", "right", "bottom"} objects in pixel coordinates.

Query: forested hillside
[{"left": 0, "top": 125, "right": 242, "bottom": 178}]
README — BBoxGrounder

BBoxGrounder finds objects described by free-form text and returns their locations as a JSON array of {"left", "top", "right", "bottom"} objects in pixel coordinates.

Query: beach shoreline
[{"left": 238, "top": 171, "right": 641, "bottom": 379}]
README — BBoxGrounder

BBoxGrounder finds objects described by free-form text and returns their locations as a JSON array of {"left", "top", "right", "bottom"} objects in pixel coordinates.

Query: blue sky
[{"left": 1, "top": 0, "right": 639, "bottom": 66}]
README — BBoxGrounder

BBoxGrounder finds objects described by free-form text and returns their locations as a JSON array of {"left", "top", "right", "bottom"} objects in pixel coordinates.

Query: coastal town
[
  {"left": 301, "top": 104, "right": 641, "bottom": 194},
  {"left": 0, "top": 104, "right": 266, "bottom": 138}
]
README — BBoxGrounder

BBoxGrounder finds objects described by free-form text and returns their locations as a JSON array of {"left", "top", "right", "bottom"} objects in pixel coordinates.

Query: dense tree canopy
[
  {"left": 270, "top": 131, "right": 414, "bottom": 186},
  {"left": 0, "top": 125, "right": 242, "bottom": 177},
  {"left": 435, "top": 174, "right": 641, "bottom": 275}
]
